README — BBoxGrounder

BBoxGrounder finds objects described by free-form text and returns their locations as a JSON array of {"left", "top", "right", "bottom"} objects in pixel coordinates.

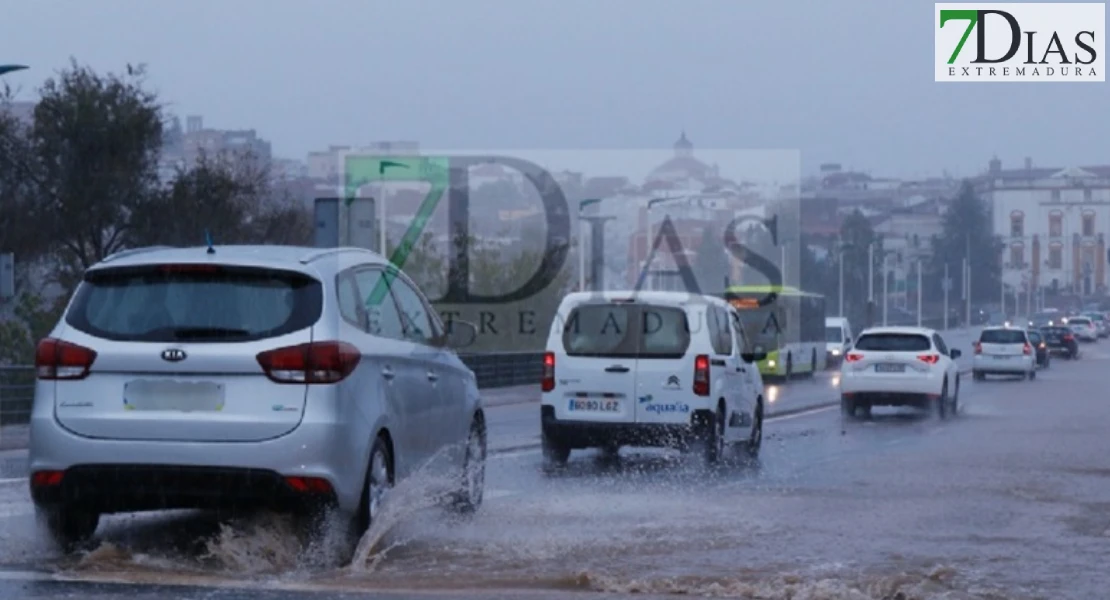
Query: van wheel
[
  {"left": 785, "top": 355, "right": 793, "bottom": 380},
  {"left": 37, "top": 506, "right": 99, "bottom": 552},
  {"left": 743, "top": 400, "right": 763, "bottom": 460},
  {"left": 541, "top": 431, "right": 570, "bottom": 469},
  {"left": 935, "top": 381, "right": 949, "bottom": 420},
  {"left": 810, "top": 350, "right": 817, "bottom": 374},
  {"left": 451, "top": 418, "right": 486, "bottom": 513},
  {"left": 693, "top": 408, "right": 725, "bottom": 465}
]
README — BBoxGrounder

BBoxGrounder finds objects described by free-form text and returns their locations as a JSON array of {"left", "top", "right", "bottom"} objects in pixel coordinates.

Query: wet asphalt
[{"left": 3, "top": 330, "right": 1109, "bottom": 599}]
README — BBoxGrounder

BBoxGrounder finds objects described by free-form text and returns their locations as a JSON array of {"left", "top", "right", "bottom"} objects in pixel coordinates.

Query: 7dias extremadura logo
[{"left": 935, "top": 3, "right": 1104, "bottom": 82}]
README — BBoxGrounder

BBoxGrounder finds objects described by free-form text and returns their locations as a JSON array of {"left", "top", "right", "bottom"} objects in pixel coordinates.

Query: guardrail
[{"left": 0, "top": 321, "right": 973, "bottom": 426}]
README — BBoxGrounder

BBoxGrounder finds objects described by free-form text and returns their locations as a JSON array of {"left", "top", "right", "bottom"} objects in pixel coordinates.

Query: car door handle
[
  {"left": 427, "top": 370, "right": 439, "bottom": 382},
  {"left": 605, "top": 365, "right": 630, "bottom": 373},
  {"left": 381, "top": 366, "right": 395, "bottom": 380},
  {"left": 710, "top": 359, "right": 726, "bottom": 367}
]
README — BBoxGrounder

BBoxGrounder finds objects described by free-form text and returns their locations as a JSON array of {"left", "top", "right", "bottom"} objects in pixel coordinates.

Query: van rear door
[
  {"left": 552, "top": 302, "right": 642, "bottom": 424},
  {"left": 47, "top": 263, "right": 325, "bottom": 443},
  {"left": 630, "top": 303, "right": 696, "bottom": 425}
]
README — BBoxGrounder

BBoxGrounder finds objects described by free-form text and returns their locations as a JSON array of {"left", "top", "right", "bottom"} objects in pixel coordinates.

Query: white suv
[
  {"left": 540, "top": 291, "right": 766, "bottom": 468},
  {"left": 972, "top": 326, "right": 1037, "bottom": 381},
  {"left": 838, "top": 326, "right": 962, "bottom": 419},
  {"left": 1066, "top": 316, "right": 1099, "bottom": 342}
]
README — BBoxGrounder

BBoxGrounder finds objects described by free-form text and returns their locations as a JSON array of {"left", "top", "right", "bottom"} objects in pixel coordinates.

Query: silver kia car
[{"left": 27, "top": 245, "right": 485, "bottom": 549}]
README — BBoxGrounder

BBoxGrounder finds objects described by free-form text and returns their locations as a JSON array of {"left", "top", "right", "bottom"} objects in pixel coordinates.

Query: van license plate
[
  {"left": 874, "top": 364, "right": 904, "bottom": 373},
  {"left": 568, "top": 399, "right": 620, "bottom": 413}
]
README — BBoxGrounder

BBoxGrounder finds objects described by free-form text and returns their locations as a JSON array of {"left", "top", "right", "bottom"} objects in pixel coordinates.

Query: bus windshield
[{"left": 732, "top": 306, "right": 782, "bottom": 348}]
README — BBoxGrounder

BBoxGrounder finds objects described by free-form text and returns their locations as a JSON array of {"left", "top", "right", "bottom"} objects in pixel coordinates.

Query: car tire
[
  {"left": 37, "top": 505, "right": 99, "bottom": 552},
  {"left": 451, "top": 417, "right": 486, "bottom": 514},
  {"left": 810, "top": 350, "right": 817, "bottom": 375},
  {"left": 973, "top": 370, "right": 985, "bottom": 381},
  {"left": 742, "top": 400, "right": 763, "bottom": 461},
  {"left": 841, "top": 395, "right": 857, "bottom": 419},
  {"left": 1027, "top": 369, "right": 1036, "bottom": 380},
  {"left": 541, "top": 431, "right": 570, "bottom": 469},
  {"left": 692, "top": 407, "right": 725, "bottom": 465},
  {"left": 950, "top": 377, "right": 960, "bottom": 416},
  {"left": 785, "top": 354, "right": 793, "bottom": 380},
  {"left": 354, "top": 435, "right": 394, "bottom": 535},
  {"left": 936, "top": 380, "right": 949, "bottom": 420}
]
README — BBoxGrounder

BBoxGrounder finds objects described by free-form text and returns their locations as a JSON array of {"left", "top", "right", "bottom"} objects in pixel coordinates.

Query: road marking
[
  {"left": 0, "top": 478, "right": 24, "bottom": 486},
  {"left": 484, "top": 489, "right": 519, "bottom": 500}
]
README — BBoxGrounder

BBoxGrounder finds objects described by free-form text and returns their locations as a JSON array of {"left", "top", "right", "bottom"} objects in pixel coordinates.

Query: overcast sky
[{"left": 2, "top": 0, "right": 1105, "bottom": 179}]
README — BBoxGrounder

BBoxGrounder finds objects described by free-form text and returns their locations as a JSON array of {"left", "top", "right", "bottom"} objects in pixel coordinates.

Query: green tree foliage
[
  {"left": 836, "top": 209, "right": 883, "bottom": 324},
  {"left": 0, "top": 61, "right": 312, "bottom": 365},
  {"left": 928, "top": 180, "right": 1001, "bottom": 304}
]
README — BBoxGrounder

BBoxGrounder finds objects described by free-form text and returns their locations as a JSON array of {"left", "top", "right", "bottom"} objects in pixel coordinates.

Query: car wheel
[
  {"left": 355, "top": 436, "right": 394, "bottom": 535},
  {"left": 936, "top": 380, "right": 949, "bottom": 420},
  {"left": 37, "top": 505, "right": 99, "bottom": 552},
  {"left": 950, "top": 377, "right": 960, "bottom": 415},
  {"left": 743, "top": 400, "right": 763, "bottom": 460},
  {"left": 841, "top": 395, "right": 857, "bottom": 419},
  {"left": 541, "top": 430, "right": 570, "bottom": 469},
  {"left": 452, "top": 418, "right": 486, "bottom": 513},
  {"left": 972, "top": 370, "right": 985, "bottom": 381},
  {"left": 693, "top": 407, "right": 725, "bottom": 465},
  {"left": 810, "top": 350, "right": 817, "bottom": 375},
  {"left": 785, "top": 355, "right": 793, "bottom": 380},
  {"left": 1027, "top": 369, "right": 1036, "bottom": 380}
]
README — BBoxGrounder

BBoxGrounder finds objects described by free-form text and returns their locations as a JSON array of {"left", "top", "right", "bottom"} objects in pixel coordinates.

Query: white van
[
  {"left": 825, "top": 317, "right": 853, "bottom": 367},
  {"left": 539, "top": 291, "right": 767, "bottom": 468}
]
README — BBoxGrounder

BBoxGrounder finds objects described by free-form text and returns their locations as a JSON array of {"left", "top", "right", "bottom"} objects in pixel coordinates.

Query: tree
[
  {"left": 929, "top": 180, "right": 1001, "bottom": 306},
  {"left": 27, "top": 61, "right": 163, "bottom": 272},
  {"left": 837, "top": 209, "right": 882, "bottom": 325},
  {"left": 693, "top": 225, "right": 729, "bottom": 295}
]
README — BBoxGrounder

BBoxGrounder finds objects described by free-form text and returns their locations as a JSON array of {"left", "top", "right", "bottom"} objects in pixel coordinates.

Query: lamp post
[{"left": 578, "top": 198, "right": 602, "bottom": 291}]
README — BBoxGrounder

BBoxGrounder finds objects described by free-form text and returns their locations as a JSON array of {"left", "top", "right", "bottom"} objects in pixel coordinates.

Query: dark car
[
  {"left": 1028, "top": 311, "right": 1063, "bottom": 328},
  {"left": 1026, "top": 329, "right": 1051, "bottom": 368},
  {"left": 1040, "top": 326, "right": 1079, "bottom": 359}
]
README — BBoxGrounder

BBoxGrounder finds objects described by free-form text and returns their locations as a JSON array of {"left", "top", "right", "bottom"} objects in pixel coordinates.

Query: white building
[{"left": 977, "top": 157, "right": 1110, "bottom": 296}]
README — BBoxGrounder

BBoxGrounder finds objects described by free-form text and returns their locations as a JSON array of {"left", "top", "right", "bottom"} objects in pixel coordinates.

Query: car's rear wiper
[{"left": 143, "top": 326, "right": 252, "bottom": 340}]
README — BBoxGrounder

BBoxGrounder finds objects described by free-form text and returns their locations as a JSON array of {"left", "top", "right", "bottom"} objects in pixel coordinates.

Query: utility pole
[
  {"left": 943, "top": 263, "right": 950, "bottom": 331},
  {"left": 965, "top": 233, "right": 972, "bottom": 328},
  {"left": 882, "top": 253, "right": 888, "bottom": 326},
  {"left": 837, "top": 238, "right": 845, "bottom": 318},
  {"left": 916, "top": 260, "right": 922, "bottom": 327},
  {"left": 868, "top": 243, "right": 875, "bottom": 303}
]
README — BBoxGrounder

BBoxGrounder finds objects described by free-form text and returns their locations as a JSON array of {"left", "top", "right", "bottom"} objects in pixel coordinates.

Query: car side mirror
[
  {"left": 949, "top": 349, "right": 961, "bottom": 359},
  {"left": 437, "top": 320, "right": 478, "bottom": 349}
]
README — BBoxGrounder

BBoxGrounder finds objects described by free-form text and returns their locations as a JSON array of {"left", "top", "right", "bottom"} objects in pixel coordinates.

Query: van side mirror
[
  {"left": 437, "top": 320, "right": 478, "bottom": 349},
  {"left": 741, "top": 345, "right": 767, "bottom": 363}
]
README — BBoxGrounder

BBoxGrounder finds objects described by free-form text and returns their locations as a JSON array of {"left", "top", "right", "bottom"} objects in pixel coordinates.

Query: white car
[
  {"left": 1066, "top": 316, "right": 1099, "bottom": 342},
  {"left": 540, "top": 291, "right": 766, "bottom": 467},
  {"left": 838, "top": 326, "right": 962, "bottom": 419},
  {"left": 972, "top": 326, "right": 1037, "bottom": 380}
]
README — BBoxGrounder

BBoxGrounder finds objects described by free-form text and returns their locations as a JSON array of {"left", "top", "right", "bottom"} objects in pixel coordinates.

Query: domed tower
[{"left": 674, "top": 131, "right": 693, "bottom": 157}]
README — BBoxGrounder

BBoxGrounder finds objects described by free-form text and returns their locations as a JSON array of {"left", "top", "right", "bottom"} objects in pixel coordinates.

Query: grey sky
[{"left": 2, "top": 0, "right": 1104, "bottom": 178}]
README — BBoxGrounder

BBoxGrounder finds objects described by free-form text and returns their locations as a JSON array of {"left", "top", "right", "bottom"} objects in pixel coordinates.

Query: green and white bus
[{"left": 723, "top": 285, "right": 827, "bottom": 379}]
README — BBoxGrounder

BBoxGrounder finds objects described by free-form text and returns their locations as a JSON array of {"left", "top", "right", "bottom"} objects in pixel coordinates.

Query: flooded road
[{"left": 2, "top": 339, "right": 1108, "bottom": 599}]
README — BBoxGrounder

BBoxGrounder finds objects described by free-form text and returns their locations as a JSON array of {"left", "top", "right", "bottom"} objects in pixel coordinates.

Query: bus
[{"left": 723, "top": 285, "right": 827, "bottom": 379}]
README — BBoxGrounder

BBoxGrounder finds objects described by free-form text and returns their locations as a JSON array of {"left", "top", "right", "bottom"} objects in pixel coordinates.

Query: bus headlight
[
  {"left": 831, "top": 348, "right": 841, "bottom": 356},
  {"left": 768, "top": 359, "right": 776, "bottom": 367}
]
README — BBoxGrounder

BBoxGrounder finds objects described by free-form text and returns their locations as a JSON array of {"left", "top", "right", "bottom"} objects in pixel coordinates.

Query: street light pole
[
  {"left": 837, "top": 238, "right": 844, "bottom": 318},
  {"left": 917, "top": 259, "right": 923, "bottom": 327},
  {"left": 868, "top": 243, "right": 875, "bottom": 303}
]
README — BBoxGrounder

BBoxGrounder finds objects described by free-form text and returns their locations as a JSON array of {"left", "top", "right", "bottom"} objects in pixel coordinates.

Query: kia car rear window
[
  {"left": 979, "top": 329, "right": 1027, "bottom": 344},
  {"left": 66, "top": 264, "right": 323, "bottom": 342},
  {"left": 853, "top": 333, "right": 931, "bottom": 352},
  {"left": 562, "top": 303, "right": 691, "bottom": 359}
]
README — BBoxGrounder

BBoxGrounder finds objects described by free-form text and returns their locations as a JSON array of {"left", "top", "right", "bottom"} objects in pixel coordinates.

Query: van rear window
[
  {"left": 65, "top": 265, "right": 323, "bottom": 342},
  {"left": 561, "top": 304, "right": 691, "bottom": 359},
  {"left": 854, "top": 333, "right": 930, "bottom": 352}
]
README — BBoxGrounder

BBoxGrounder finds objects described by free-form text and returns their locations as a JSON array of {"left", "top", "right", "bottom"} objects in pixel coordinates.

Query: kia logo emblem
[{"left": 161, "top": 348, "right": 187, "bottom": 362}]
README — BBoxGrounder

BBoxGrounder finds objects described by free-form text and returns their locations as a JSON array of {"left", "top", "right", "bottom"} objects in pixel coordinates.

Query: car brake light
[
  {"left": 974, "top": 342, "right": 982, "bottom": 354},
  {"left": 30, "top": 470, "right": 64, "bottom": 487},
  {"left": 693, "top": 354, "right": 710, "bottom": 396},
  {"left": 35, "top": 338, "right": 97, "bottom": 380},
  {"left": 917, "top": 354, "right": 939, "bottom": 364},
  {"left": 256, "top": 341, "right": 360, "bottom": 384},
  {"left": 844, "top": 353, "right": 864, "bottom": 362},
  {"left": 1023, "top": 343, "right": 1032, "bottom": 355},
  {"left": 541, "top": 352, "right": 555, "bottom": 392},
  {"left": 1063, "top": 334, "right": 1075, "bottom": 341},
  {"left": 284, "top": 476, "right": 333, "bottom": 494},
  {"left": 157, "top": 264, "right": 222, "bottom": 273}
]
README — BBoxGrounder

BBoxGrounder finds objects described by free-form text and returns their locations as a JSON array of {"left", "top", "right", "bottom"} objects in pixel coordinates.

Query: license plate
[
  {"left": 874, "top": 363, "right": 905, "bottom": 373},
  {"left": 992, "top": 355, "right": 1011, "bottom": 359},
  {"left": 567, "top": 398, "right": 621, "bottom": 413},
  {"left": 123, "top": 380, "right": 226, "bottom": 412}
]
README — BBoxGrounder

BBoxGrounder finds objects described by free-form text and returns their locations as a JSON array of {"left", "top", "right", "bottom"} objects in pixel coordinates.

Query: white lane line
[
  {"left": 0, "top": 478, "right": 25, "bottom": 486},
  {"left": 484, "top": 489, "right": 520, "bottom": 500}
]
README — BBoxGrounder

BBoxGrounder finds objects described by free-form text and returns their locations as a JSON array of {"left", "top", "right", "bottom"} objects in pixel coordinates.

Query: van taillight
[
  {"left": 541, "top": 352, "right": 556, "bottom": 392},
  {"left": 1023, "top": 343, "right": 1032, "bottom": 355},
  {"left": 974, "top": 342, "right": 982, "bottom": 354},
  {"left": 693, "top": 354, "right": 710, "bottom": 396},
  {"left": 35, "top": 338, "right": 97, "bottom": 380},
  {"left": 256, "top": 341, "right": 360, "bottom": 384}
]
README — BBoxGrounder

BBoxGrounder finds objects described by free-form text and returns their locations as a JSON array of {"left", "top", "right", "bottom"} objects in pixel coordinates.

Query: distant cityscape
[{"left": 6, "top": 101, "right": 1110, "bottom": 299}]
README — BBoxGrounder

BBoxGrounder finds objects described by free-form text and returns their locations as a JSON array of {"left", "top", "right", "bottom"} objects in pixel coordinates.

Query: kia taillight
[
  {"left": 256, "top": 341, "right": 360, "bottom": 384},
  {"left": 1023, "top": 343, "right": 1032, "bottom": 355},
  {"left": 541, "top": 352, "right": 556, "bottom": 392},
  {"left": 844, "top": 353, "right": 864, "bottom": 362},
  {"left": 30, "top": 470, "right": 64, "bottom": 488},
  {"left": 974, "top": 342, "right": 982, "bottom": 354},
  {"left": 917, "top": 354, "right": 939, "bottom": 364},
  {"left": 35, "top": 338, "right": 97, "bottom": 380},
  {"left": 284, "top": 476, "right": 333, "bottom": 494},
  {"left": 693, "top": 354, "right": 710, "bottom": 396}
]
